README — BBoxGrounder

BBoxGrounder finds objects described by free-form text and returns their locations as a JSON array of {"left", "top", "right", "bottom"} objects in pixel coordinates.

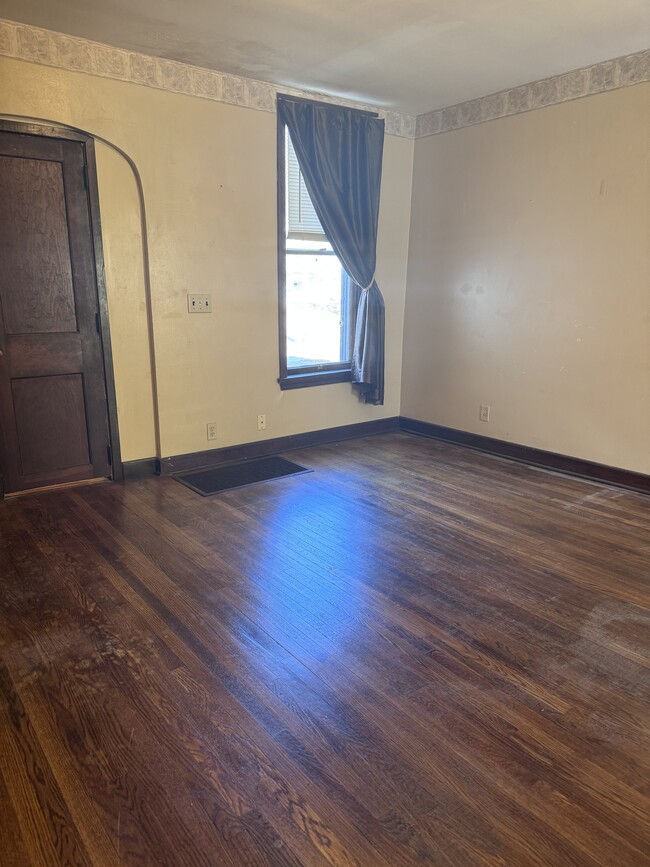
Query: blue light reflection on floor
[{"left": 231, "top": 479, "right": 374, "bottom": 679}]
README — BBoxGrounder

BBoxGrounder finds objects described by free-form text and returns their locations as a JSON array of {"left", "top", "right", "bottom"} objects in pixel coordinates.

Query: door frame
[{"left": 0, "top": 120, "right": 123, "bottom": 494}]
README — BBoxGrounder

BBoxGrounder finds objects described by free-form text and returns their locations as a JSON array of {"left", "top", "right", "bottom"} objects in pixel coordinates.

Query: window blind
[{"left": 286, "top": 131, "right": 327, "bottom": 241}]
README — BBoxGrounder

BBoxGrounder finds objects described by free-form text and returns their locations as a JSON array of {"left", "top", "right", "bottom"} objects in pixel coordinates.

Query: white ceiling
[{"left": 3, "top": 1, "right": 649, "bottom": 115}]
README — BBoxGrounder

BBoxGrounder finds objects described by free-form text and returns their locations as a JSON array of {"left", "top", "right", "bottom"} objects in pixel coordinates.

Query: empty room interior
[{"left": 0, "top": 1, "right": 648, "bottom": 865}]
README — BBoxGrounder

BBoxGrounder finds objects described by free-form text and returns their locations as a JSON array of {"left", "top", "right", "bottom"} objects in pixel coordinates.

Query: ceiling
[{"left": 2, "top": 0, "right": 648, "bottom": 115}]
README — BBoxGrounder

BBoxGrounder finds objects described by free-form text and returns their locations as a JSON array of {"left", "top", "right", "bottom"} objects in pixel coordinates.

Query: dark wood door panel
[
  {"left": 0, "top": 155, "right": 77, "bottom": 334},
  {"left": 12, "top": 374, "right": 91, "bottom": 475},
  {"left": 7, "top": 334, "right": 83, "bottom": 378},
  {"left": 0, "top": 130, "right": 112, "bottom": 494}
]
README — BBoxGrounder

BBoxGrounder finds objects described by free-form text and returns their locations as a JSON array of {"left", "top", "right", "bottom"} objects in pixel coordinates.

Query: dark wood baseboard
[
  {"left": 123, "top": 417, "right": 648, "bottom": 495},
  {"left": 399, "top": 417, "right": 650, "bottom": 495},
  {"left": 157, "top": 417, "right": 400, "bottom": 475},
  {"left": 122, "top": 458, "right": 157, "bottom": 479}
]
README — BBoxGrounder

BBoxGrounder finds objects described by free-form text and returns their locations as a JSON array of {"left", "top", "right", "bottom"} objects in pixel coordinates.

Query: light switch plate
[{"left": 188, "top": 293, "right": 212, "bottom": 313}]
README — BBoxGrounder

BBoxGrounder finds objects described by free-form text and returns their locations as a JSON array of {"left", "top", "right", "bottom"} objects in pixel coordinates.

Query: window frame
[{"left": 277, "top": 104, "right": 357, "bottom": 390}]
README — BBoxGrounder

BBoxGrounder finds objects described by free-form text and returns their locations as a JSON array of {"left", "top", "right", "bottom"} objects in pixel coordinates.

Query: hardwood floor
[{"left": 0, "top": 432, "right": 648, "bottom": 866}]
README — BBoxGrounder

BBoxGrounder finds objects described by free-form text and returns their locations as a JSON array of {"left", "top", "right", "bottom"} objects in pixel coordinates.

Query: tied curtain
[{"left": 278, "top": 96, "right": 386, "bottom": 405}]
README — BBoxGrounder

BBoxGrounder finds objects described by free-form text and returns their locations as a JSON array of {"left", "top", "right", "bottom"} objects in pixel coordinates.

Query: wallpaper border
[
  {"left": 0, "top": 19, "right": 647, "bottom": 140},
  {"left": 416, "top": 49, "right": 650, "bottom": 137},
  {"left": 0, "top": 19, "right": 415, "bottom": 137}
]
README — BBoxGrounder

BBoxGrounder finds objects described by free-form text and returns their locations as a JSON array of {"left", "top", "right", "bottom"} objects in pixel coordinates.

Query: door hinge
[
  {"left": 82, "top": 163, "right": 89, "bottom": 190},
  {"left": 107, "top": 444, "right": 113, "bottom": 466},
  {"left": 95, "top": 311, "right": 102, "bottom": 334}
]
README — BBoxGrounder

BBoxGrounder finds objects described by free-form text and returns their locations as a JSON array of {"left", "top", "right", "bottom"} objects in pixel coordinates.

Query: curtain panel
[{"left": 278, "top": 96, "right": 386, "bottom": 405}]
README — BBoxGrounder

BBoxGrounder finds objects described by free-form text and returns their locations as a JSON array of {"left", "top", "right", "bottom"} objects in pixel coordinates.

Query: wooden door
[{"left": 0, "top": 131, "right": 112, "bottom": 495}]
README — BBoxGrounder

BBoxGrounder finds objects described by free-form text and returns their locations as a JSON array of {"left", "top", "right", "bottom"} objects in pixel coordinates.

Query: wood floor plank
[
  {"left": 0, "top": 766, "right": 32, "bottom": 867},
  {"left": 59, "top": 491, "right": 434, "bottom": 867},
  {"left": 16, "top": 504, "right": 340, "bottom": 867},
  {"left": 0, "top": 661, "right": 94, "bottom": 867},
  {"left": 0, "top": 432, "right": 648, "bottom": 866},
  {"left": 1, "top": 523, "right": 244, "bottom": 867},
  {"left": 72, "top": 454, "right": 648, "bottom": 860}
]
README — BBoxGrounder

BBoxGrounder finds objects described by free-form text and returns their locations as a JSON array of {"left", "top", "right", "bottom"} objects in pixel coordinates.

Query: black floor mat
[{"left": 174, "top": 455, "right": 311, "bottom": 496}]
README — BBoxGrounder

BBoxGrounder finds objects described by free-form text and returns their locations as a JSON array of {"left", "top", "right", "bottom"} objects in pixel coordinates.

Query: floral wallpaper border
[
  {"left": 0, "top": 19, "right": 647, "bottom": 140},
  {"left": 0, "top": 19, "right": 416, "bottom": 138},
  {"left": 416, "top": 50, "right": 650, "bottom": 137}
]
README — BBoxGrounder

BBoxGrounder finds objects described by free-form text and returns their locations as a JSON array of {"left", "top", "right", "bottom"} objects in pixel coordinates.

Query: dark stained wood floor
[{"left": 1, "top": 432, "right": 649, "bottom": 866}]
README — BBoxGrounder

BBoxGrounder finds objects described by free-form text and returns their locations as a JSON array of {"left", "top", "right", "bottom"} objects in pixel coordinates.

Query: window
[{"left": 277, "top": 120, "right": 357, "bottom": 389}]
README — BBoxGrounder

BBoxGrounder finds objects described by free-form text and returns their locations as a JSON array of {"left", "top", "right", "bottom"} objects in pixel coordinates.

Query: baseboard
[
  {"left": 399, "top": 417, "right": 650, "bottom": 495},
  {"left": 123, "top": 418, "right": 648, "bottom": 495},
  {"left": 157, "top": 417, "right": 400, "bottom": 475},
  {"left": 122, "top": 457, "right": 157, "bottom": 479}
]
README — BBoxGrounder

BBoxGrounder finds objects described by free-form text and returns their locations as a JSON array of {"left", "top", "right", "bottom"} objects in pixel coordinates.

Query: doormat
[{"left": 174, "top": 456, "right": 311, "bottom": 496}]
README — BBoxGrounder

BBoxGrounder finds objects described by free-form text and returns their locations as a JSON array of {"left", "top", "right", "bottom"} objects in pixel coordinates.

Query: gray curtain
[{"left": 278, "top": 96, "right": 386, "bottom": 405}]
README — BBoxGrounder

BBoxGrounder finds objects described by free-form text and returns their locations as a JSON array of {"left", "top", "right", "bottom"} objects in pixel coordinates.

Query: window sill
[{"left": 278, "top": 369, "right": 352, "bottom": 390}]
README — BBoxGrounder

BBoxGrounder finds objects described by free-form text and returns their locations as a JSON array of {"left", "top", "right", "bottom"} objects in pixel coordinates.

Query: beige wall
[
  {"left": 402, "top": 84, "right": 649, "bottom": 474},
  {"left": 0, "top": 57, "right": 413, "bottom": 461},
  {"left": 3, "top": 55, "right": 647, "bottom": 475}
]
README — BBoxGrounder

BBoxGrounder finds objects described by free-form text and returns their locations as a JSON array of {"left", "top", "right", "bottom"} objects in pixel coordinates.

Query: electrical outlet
[
  {"left": 257, "top": 414, "right": 266, "bottom": 431},
  {"left": 188, "top": 293, "right": 212, "bottom": 313},
  {"left": 207, "top": 422, "right": 217, "bottom": 441},
  {"left": 479, "top": 404, "right": 490, "bottom": 422}
]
